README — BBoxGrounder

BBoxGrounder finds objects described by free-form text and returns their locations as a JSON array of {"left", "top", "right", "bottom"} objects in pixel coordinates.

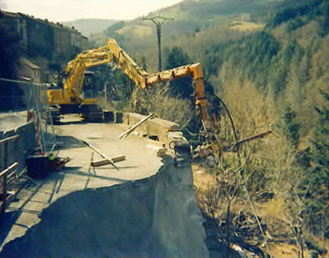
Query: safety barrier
[
  {"left": 0, "top": 78, "right": 56, "bottom": 154},
  {"left": 0, "top": 135, "right": 19, "bottom": 218}
]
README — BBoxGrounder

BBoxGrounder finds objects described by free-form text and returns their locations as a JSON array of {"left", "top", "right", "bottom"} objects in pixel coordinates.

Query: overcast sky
[{"left": 1, "top": 0, "right": 182, "bottom": 22}]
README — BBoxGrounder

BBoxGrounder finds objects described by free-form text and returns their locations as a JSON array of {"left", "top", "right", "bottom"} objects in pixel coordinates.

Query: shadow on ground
[{"left": 55, "top": 135, "right": 85, "bottom": 150}]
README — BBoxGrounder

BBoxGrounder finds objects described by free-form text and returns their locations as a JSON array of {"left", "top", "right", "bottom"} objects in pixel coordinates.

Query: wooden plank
[
  {"left": 82, "top": 140, "right": 119, "bottom": 170},
  {"left": 119, "top": 113, "right": 154, "bottom": 139},
  {"left": 222, "top": 130, "right": 272, "bottom": 152},
  {"left": 91, "top": 156, "right": 126, "bottom": 167},
  {"left": 111, "top": 156, "right": 126, "bottom": 163}
]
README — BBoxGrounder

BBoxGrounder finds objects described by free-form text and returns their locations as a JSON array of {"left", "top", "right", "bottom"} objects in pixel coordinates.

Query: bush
[{"left": 128, "top": 86, "right": 194, "bottom": 127}]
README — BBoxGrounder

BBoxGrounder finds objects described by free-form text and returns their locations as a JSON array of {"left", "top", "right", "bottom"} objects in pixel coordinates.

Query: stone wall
[{"left": 122, "top": 112, "right": 182, "bottom": 145}]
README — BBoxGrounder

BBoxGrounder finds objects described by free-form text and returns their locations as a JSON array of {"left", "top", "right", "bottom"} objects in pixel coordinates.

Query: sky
[{"left": 1, "top": 0, "right": 182, "bottom": 22}]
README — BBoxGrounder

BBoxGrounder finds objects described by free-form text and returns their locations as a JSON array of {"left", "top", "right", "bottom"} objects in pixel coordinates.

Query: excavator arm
[
  {"left": 63, "top": 49, "right": 114, "bottom": 102},
  {"left": 106, "top": 38, "right": 148, "bottom": 88},
  {"left": 53, "top": 38, "right": 148, "bottom": 104},
  {"left": 146, "top": 63, "right": 215, "bottom": 132},
  {"left": 48, "top": 47, "right": 116, "bottom": 105}
]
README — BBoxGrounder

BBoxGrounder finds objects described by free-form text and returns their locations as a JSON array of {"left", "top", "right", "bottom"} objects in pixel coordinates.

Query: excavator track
[
  {"left": 80, "top": 104, "right": 104, "bottom": 122},
  {"left": 49, "top": 107, "right": 61, "bottom": 125}
]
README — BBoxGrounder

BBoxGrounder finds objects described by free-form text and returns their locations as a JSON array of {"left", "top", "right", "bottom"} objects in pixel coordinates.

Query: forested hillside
[
  {"left": 91, "top": 0, "right": 282, "bottom": 65},
  {"left": 93, "top": 0, "right": 328, "bottom": 255}
]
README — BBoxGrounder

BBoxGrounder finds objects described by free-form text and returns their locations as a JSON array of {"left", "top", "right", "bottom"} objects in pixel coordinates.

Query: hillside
[
  {"left": 91, "top": 0, "right": 302, "bottom": 69},
  {"left": 63, "top": 18, "right": 120, "bottom": 36}
]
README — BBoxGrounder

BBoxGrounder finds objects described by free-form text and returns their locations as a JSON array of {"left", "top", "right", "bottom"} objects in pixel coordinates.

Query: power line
[{"left": 142, "top": 14, "right": 175, "bottom": 71}]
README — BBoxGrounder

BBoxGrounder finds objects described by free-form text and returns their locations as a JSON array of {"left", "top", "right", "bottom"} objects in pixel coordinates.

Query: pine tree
[
  {"left": 282, "top": 105, "right": 300, "bottom": 149},
  {"left": 302, "top": 90, "right": 329, "bottom": 236},
  {"left": 164, "top": 46, "right": 193, "bottom": 98}
]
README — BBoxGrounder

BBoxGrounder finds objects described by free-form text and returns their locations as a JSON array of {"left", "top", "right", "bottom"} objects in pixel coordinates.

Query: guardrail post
[
  {"left": 1, "top": 141, "right": 8, "bottom": 216},
  {"left": 0, "top": 135, "right": 20, "bottom": 218}
]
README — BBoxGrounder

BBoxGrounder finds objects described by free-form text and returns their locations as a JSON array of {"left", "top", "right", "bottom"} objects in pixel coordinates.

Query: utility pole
[{"left": 142, "top": 14, "right": 174, "bottom": 71}]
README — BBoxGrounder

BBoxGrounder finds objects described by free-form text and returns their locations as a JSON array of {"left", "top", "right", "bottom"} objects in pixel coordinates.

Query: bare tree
[
  {"left": 215, "top": 162, "right": 243, "bottom": 258},
  {"left": 283, "top": 183, "right": 306, "bottom": 258}
]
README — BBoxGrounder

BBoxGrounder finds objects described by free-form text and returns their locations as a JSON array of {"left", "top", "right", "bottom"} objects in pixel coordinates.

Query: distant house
[
  {"left": 0, "top": 10, "right": 89, "bottom": 75},
  {"left": 17, "top": 58, "right": 41, "bottom": 83}
]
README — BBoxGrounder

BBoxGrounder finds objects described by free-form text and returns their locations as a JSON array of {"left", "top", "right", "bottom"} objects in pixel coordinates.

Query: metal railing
[
  {"left": 0, "top": 77, "right": 56, "bottom": 153},
  {"left": 0, "top": 135, "right": 19, "bottom": 218}
]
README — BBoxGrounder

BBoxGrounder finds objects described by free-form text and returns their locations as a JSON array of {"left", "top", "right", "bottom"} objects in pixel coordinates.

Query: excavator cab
[{"left": 81, "top": 71, "right": 96, "bottom": 99}]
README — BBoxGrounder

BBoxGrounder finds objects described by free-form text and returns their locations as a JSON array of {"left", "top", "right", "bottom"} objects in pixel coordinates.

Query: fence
[
  {"left": 0, "top": 135, "right": 19, "bottom": 218},
  {"left": 0, "top": 78, "right": 56, "bottom": 153},
  {"left": 0, "top": 78, "right": 58, "bottom": 219}
]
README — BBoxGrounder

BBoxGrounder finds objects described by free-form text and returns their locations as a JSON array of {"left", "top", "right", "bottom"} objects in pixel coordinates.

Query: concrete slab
[
  {"left": 0, "top": 114, "right": 209, "bottom": 258},
  {"left": 0, "top": 116, "right": 163, "bottom": 250}
]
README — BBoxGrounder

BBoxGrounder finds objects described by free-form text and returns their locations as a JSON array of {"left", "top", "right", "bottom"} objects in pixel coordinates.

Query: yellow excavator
[
  {"left": 47, "top": 44, "right": 118, "bottom": 123},
  {"left": 47, "top": 38, "right": 221, "bottom": 154},
  {"left": 47, "top": 38, "right": 219, "bottom": 132}
]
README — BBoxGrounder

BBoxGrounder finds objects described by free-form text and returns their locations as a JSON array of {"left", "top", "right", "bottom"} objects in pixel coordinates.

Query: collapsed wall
[{"left": 1, "top": 161, "right": 209, "bottom": 258}]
